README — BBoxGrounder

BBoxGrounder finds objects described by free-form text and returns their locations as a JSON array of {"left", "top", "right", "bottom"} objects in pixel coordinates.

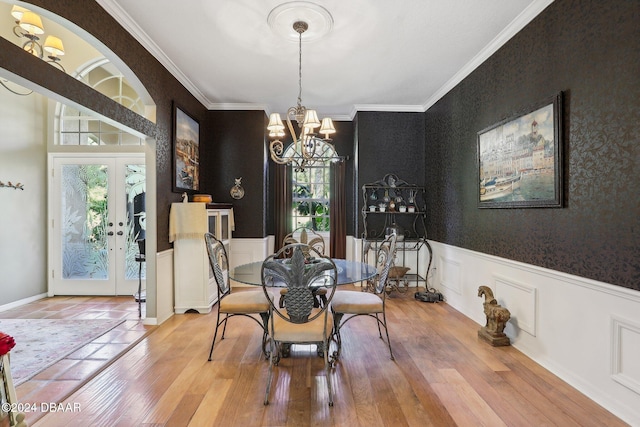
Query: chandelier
[
  {"left": 2, "top": 6, "right": 67, "bottom": 96},
  {"left": 11, "top": 6, "right": 66, "bottom": 68},
  {"left": 267, "top": 21, "right": 337, "bottom": 172}
]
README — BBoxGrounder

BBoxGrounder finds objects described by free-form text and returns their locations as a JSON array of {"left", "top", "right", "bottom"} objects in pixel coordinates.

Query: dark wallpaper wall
[
  {"left": 201, "top": 110, "right": 268, "bottom": 238},
  {"left": 354, "top": 112, "right": 426, "bottom": 238},
  {"left": 424, "top": 0, "right": 639, "bottom": 290}
]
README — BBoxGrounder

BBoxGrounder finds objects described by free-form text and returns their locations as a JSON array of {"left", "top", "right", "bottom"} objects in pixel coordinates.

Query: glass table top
[{"left": 230, "top": 258, "right": 377, "bottom": 287}]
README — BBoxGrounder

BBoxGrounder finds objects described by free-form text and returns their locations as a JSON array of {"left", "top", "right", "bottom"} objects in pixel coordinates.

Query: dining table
[
  {"left": 230, "top": 258, "right": 378, "bottom": 287},
  {"left": 230, "top": 258, "right": 378, "bottom": 358}
]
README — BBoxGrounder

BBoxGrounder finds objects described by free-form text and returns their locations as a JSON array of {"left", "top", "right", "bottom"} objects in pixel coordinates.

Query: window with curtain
[
  {"left": 291, "top": 163, "right": 331, "bottom": 231},
  {"left": 286, "top": 139, "right": 338, "bottom": 232},
  {"left": 275, "top": 139, "right": 345, "bottom": 257}
]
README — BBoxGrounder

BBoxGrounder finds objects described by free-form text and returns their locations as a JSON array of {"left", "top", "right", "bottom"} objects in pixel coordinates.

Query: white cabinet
[{"left": 173, "top": 204, "right": 233, "bottom": 314}]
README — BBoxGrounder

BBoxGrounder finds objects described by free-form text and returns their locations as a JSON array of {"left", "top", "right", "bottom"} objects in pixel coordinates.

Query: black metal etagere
[{"left": 361, "top": 174, "right": 432, "bottom": 292}]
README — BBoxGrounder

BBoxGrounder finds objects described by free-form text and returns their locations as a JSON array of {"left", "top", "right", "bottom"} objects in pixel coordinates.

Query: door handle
[
  {"left": 107, "top": 231, "right": 114, "bottom": 236},
  {"left": 117, "top": 231, "right": 124, "bottom": 236}
]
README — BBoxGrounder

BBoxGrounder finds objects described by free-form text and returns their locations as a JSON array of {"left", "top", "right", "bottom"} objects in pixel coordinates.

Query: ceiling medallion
[{"left": 267, "top": 1, "right": 334, "bottom": 42}]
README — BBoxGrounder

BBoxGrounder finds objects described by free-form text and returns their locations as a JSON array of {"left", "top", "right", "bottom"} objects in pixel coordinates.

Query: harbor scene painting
[
  {"left": 478, "top": 93, "right": 562, "bottom": 208},
  {"left": 173, "top": 104, "right": 200, "bottom": 193}
]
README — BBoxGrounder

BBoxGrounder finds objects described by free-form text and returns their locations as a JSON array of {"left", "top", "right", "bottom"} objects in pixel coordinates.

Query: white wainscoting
[
  {"left": 229, "top": 237, "right": 272, "bottom": 287},
  {"left": 428, "top": 240, "right": 640, "bottom": 425},
  {"left": 611, "top": 315, "right": 640, "bottom": 396},
  {"left": 230, "top": 237, "right": 272, "bottom": 268},
  {"left": 439, "top": 256, "right": 462, "bottom": 295},
  {"left": 152, "top": 249, "right": 175, "bottom": 325},
  {"left": 494, "top": 274, "right": 537, "bottom": 336}
]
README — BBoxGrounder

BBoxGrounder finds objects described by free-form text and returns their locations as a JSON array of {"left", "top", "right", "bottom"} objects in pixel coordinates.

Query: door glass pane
[
  {"left": 61, "top": 164, "right": 109, "bottom": 279},
  {"left": 125, "top": 164, "right": 146, "bottom": 280}
]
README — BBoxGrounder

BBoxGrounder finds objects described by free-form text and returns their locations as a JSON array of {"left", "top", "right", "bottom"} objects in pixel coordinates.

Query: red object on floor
[{"left": 0, "top": 332, "right": 16, "bottom": 355}]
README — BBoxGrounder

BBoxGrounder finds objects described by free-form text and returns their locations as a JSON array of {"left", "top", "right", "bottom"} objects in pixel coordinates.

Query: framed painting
[
  {"left": 477, "top": 92, "right": 563, "bottom": 208},
  {"left": 172, "top": 103, "right": 200, "bottom": 193}
]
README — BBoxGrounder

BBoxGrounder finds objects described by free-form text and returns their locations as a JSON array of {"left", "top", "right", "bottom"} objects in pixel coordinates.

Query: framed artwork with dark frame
[
  {"left": 477, "top": 92, "right": 563, "bottom": 208},
  {"left": 172, "top": 103, "right": 200, "bottom": 193}
]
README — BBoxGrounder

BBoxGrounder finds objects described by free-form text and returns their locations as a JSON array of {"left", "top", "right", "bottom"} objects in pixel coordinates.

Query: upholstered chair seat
[
  {"left": 205, "top": 232, "right": 274, "bottom": 361},
  {"left": 331, "top": 233, "right": 397, "bottom": 361}
]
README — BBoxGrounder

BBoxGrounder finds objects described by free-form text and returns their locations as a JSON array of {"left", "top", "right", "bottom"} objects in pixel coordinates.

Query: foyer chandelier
[
  {"left": 267, "top": 21, "right": 337, "bottom": 172},
  {"left": 1, "top": 6, "right": 67, "bottom": 96},
  {"left": 10, "top": 6, "right": 66, "bottom": 72}
]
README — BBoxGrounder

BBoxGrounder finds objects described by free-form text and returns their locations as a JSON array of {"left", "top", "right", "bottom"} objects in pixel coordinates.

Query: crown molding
[
  {"left": 353, "top": 104, "right": 425, "bottom": 113},
  {"left": 95, "top": 0, "right": 210, "bottom": 107},
  {"left": 349, "top": 104, "right": 425, "bottom": 120},
  {"left": 329, "top": 114, "right": 352, "bottom": 122},
  {"left": 207, "top": 102, "right": 270, "bottom": 112},
  {"left": 97, "top": 0, "right": 554, "bottom": 118},
  {"left": 422, "top": 0, "right": 554, "bottom": 111}
]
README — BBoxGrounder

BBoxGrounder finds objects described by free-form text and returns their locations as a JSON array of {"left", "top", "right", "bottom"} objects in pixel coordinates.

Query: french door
[{"left": 50, "top": 155, "right": 145, "bottom": 295}]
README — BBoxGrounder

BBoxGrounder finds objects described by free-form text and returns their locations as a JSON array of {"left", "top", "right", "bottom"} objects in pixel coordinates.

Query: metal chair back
[
  {"left": 262, "top": 243, "right": 336, "bottom": 323},
  {"left": 374, "top": 234, "right": 397, "bottom": 295},
  {"left": 282, "top": 227, "right": 326, "bottom": 258},
  {"left": 204, "top": 232, "right": 230, "bottom": 296}
]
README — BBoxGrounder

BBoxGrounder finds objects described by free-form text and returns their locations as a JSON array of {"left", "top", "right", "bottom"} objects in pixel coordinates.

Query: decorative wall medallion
[{"left": 230, "top": 177, "right": 245, "bottom": 199}]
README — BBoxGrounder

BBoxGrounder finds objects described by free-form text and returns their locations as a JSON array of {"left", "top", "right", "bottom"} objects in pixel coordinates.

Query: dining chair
[
  {"left": 280, "top": 227, "right": 328, "bottom": 308},
  {"left": 331, "top": 233, "right": 397, "bottom": 361},
  {"left": 261, "top": 243, "right": 338, "bottom": 406},
  {"left": 282, "top": 226, "right": 326, "bottom": 257},
  {"left": 205, "top": 232, "right": 274, "bottom": 361}
]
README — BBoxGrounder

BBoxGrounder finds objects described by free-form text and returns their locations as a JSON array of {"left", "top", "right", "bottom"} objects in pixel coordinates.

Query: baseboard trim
[{"left": 0, "top": 293, "right": 47, "bottom": 312}]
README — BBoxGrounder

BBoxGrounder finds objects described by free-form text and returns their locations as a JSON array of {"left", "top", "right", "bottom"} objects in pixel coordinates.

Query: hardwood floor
[
  {"left": 0, "top": 296, "right": 153, "bottom": 425},
  {"left": 8, "top": 289, "right": 625, "bottom": 426}
]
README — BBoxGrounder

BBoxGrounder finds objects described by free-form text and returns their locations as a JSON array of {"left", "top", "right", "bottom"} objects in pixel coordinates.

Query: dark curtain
[
  {"left": 330, "top": 160, "right": 347, "bottom": 258},
  {"left": 274, "top": 163, "right": 291, "bottom": 252}
]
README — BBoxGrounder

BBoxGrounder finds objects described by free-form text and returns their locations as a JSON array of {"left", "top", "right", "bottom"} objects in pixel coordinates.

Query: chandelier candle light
[
  {"left": 10, "top": 5, "right": 66, "bottom": 71},
  {"left": 2, "top": 5, "right": 67, "bottom": 96},
  {"left": 267, "top": 21, "right": 337, "bottom": 171}
]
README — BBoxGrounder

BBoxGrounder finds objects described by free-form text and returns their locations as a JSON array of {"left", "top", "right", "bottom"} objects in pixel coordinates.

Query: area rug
[{"left": 0, "top": 318, "right": 124, "bottom": 386}]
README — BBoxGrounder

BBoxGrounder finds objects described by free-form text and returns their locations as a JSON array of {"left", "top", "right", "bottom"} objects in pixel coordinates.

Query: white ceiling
[{"left": 97, "top": 0, "right": 553, "bottom": 120}]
